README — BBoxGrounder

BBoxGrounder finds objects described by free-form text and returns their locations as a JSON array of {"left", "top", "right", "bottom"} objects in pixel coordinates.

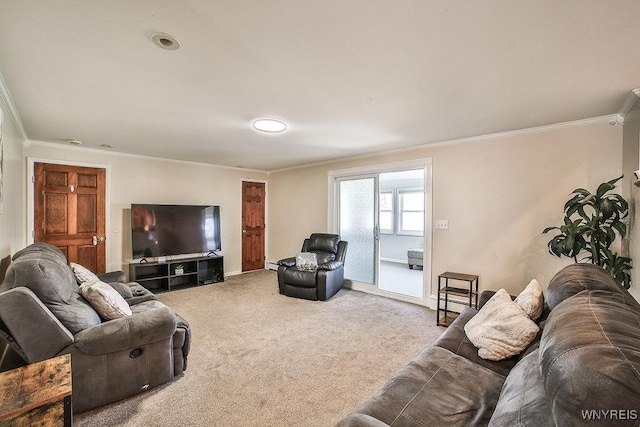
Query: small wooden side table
[
  {"left": 0, "top": 353, "right": 72, "bottom": 426},
  {"left": 437, "top": 271, "right": 479, "bottom": 326}
]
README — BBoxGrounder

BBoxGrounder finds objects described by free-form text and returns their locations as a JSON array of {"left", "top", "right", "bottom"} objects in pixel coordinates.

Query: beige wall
[
  {"left": 269, "top": 120, "right": 623, "bottom": 301},
  {"left": 0, "top": 102, "right": 26, "bottom": 260},
  {"left": 23, "top": 143, "right": 268, "bottom": 275},
  {"left": 623, "top": 103, "right": 640, "bottom": 302},
  {"left": 4, "top": 113, "right": 634, "bottom": 301}
]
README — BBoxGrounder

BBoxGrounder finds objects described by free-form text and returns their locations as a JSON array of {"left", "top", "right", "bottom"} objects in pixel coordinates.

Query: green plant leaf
[
  {"left": 564, "top": 194, "right": 583, "bottom": 214},
  {"left": 542, "top": 176, "right": 631, "bottom": 289},
  {"left": 572, "top": 188, "right": 591, "bottom": 196},
  {"left": 596, "top": 182, "right": 615, "bottom": 198},
  {"left": 600, "top": 199, "right": 615, "bottom": 220},
  {"left": 613, "top": 221, "right": 627, "bottom": 238}
]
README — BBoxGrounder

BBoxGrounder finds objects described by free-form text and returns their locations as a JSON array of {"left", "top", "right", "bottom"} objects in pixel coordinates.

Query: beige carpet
[{"left": 75, "top": 270, "right": 445, "bottom": 427}]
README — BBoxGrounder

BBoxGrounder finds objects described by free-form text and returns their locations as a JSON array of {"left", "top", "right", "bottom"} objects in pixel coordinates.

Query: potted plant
[
  {"left": 543, "top": 176, "right": 632, "bottom": 289},
  {"left": 174, "top": 264, "right": 184, "bottom": 275}
]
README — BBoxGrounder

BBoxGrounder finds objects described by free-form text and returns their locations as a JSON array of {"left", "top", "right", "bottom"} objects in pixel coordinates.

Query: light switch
[{"left": 436, "top": 220, "right": 449, "bottom": 230}]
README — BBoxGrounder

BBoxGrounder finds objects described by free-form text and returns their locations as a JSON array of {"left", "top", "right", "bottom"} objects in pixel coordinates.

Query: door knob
[
  {"left": 92, "top": 236, "right": 106, "bottom": 245},
  {"left": 242, "top": 229, "right": 247, "bottom": 234}
]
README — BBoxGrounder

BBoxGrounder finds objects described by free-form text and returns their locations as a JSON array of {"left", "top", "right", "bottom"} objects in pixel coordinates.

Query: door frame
[
  {"left": 328, "top": 158, "right": 433, "bottom": 307},
  {"left": 27, "top": 157, "right": 112, "bottom": 270},
  {"left": 240, "top": 178, "right": 268, "bottom": 271}
]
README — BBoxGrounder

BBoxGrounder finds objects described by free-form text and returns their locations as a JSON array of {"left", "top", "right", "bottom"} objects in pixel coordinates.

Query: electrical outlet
[{"left": 436, "top": 220, "right": 449, "bottom": 230}]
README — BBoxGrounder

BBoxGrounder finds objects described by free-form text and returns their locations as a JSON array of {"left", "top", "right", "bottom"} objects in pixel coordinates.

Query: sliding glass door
[
  {"left": 331, "top": 162, "right": 431, "bottom": 305},
  {"left": 338, "top": 176, "right": 378, "bottom": 286}
]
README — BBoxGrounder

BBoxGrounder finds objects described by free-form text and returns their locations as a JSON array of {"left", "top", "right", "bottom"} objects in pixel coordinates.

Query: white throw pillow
[
  {"left": 464, "top": 288, "right": 539, "bottom": 361},
  {"left": 79, "top": 281, "right": 133, "bottom": 320},
  {"left": 515, "top": 279, "right": 545, "bottom": 321},
  {"left": 70, "top": 262, "right": 100, "bottom": 285}
]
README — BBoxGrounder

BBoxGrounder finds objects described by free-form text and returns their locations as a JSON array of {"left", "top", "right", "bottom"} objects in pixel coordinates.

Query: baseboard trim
[
  {"left": 344, "top": 280, "right": 427, "bottom": 307},
  {"left": 380, "top": 257, "right": 406, "bottom": 264}
]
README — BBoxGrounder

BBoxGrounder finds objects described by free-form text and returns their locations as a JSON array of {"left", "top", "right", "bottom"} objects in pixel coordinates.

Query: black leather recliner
[{"left": 277, "top": 233, "right": 348, "bottom": 301}]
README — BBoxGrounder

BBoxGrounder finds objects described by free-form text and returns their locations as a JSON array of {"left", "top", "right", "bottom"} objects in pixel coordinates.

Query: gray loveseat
[
  {"left": 337, "top": 263, "right": 640, "bottom": 426},
  {"left": 0, "top": 243, "right": 191, "bottom": 413}
]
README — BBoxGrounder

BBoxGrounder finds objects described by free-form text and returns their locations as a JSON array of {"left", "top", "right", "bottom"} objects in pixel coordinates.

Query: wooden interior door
[
  {"left": 242, "top": 181, "right": 266, "bottom": 272},
  {"left": 34, "top": 163, "right": 106, "bottom": 273}
]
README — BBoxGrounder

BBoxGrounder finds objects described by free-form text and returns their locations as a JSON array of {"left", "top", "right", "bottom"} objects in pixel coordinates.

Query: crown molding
[
  {"left": 0, "top": 72, "right": 28, "bottom": 141},
  {"left": 24, "top": 139, "right": 269, "bottom": 174},
  {"left": 618, "top": 88, "right": 640, "bottom": 118},
  {"left": 271, "top": 115, "right": 618, "bottom": 174}
]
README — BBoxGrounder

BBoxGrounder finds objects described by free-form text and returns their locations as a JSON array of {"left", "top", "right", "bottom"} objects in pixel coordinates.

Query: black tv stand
[
  {"left": 129, "top": 255, "right": 224, "bottom": 293},
  {"left": 206, "top": 250, "right": 219, "bottom": 257}
]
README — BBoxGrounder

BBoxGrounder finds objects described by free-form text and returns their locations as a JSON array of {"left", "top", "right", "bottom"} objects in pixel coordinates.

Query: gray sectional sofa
[
  {"left": 337, "top": 263, "right": 640, "bottom": 426},
  {"left": 0, "top": 243, "right": 191, "bottom": 413}
]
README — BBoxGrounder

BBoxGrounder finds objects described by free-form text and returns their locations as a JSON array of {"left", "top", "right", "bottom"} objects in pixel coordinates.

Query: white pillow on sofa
[
  {"left": 464, "top": 288, "right": 539, "bottom": 361},
  {"left": 79, "top": 281, "right": 132, "bottom": 320},
  {"left": 515, "top": 279, "right": 545, "bottom": 321},
  {"left": 70, "top": 262, "right": 100, "bottom": 285}
]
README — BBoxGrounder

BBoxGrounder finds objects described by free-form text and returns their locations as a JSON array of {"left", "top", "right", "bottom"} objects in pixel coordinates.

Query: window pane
[
  {"left": 402, "top": 192, "right": 423, "bottom": 211},
  {"left": 380, "top": 192, "right": 393, "bottom": 210},
  {"left": 402, "top": 212, "right": 424, "bottom": 232},
  {"left": 380, "top": 212, "right": 393, "bottom": 231}
]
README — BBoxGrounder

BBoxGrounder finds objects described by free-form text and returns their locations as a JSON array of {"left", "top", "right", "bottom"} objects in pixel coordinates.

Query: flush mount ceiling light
[
  {"left": 151, "top": 32, "right": 181, "bottom": 50},
  {"left": 252, "top": 118, "right": 287, "bottom": 133}
]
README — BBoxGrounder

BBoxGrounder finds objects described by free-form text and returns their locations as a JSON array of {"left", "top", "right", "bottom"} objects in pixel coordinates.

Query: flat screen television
[{"left": 131, "top": 204, "right": 221, "bottom": 259}]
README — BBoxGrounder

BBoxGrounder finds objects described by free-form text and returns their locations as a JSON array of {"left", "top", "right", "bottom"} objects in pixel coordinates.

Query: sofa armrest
[
  {"left": 318, "top": 260, "right": 343, "bottom": 271},
  {"left": 277, "top": 257, "right": 296, "bottom": 267},
  {"left": 478, "top": 290, "right": 496, "bottom": 309},
  {"left": 107, "top": 281, "right": 157, "bottom": 305},
  {"left": 73, "top": 305, "right": 177, "bottom": 355},
  {"left": 98, "top": 270, "right": 126, "bottom": 283},
  {"left": 478, "top": 290, "right": 516, "bottom": 309},
  {"left": 0, "top": 287, "right": 73, "bottom": 362}
]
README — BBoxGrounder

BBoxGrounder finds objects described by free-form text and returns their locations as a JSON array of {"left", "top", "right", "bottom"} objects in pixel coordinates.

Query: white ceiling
[{"left": 1, "top": 1, "right": 639, "bottom": 171}]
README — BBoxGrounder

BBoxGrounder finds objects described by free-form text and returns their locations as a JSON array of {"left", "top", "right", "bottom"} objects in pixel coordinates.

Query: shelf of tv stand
[{"left": 129, "top": 255, "right": 224, "bottom": 293}]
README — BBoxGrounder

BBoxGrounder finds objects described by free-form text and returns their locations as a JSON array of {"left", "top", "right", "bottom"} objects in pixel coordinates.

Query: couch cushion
[
  {"left": 464, "top": 289, "right": 539, "bottom": 361},
  {"left": 10, "top": 242, "right": 67, "bottom": 263},
  {"left": 1, "top": 245, "right": 101, "bottom": 334},
  {"left": 307, "top": 233, "right": 340, "bottom": 254},
  {"left": 539, "top": 290, "right": 640, "bottom": 426},
  {"left": 434, "top": 307, "right": 519, "bottom": 377},
  {"left": 110, "top": 282, "right": 157, "bottom": 305},
  {"left": 545, "top": 263, "right": 628, "bottom": 310},
  {"left": 489, "top": 349, "right": 553, "bottom": 427},
  {"left": 343, "top": 346, "right": 506, "bottom": 426},
  {"left": 283, "top": 268, "right": 317, "bottom": 288}
]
